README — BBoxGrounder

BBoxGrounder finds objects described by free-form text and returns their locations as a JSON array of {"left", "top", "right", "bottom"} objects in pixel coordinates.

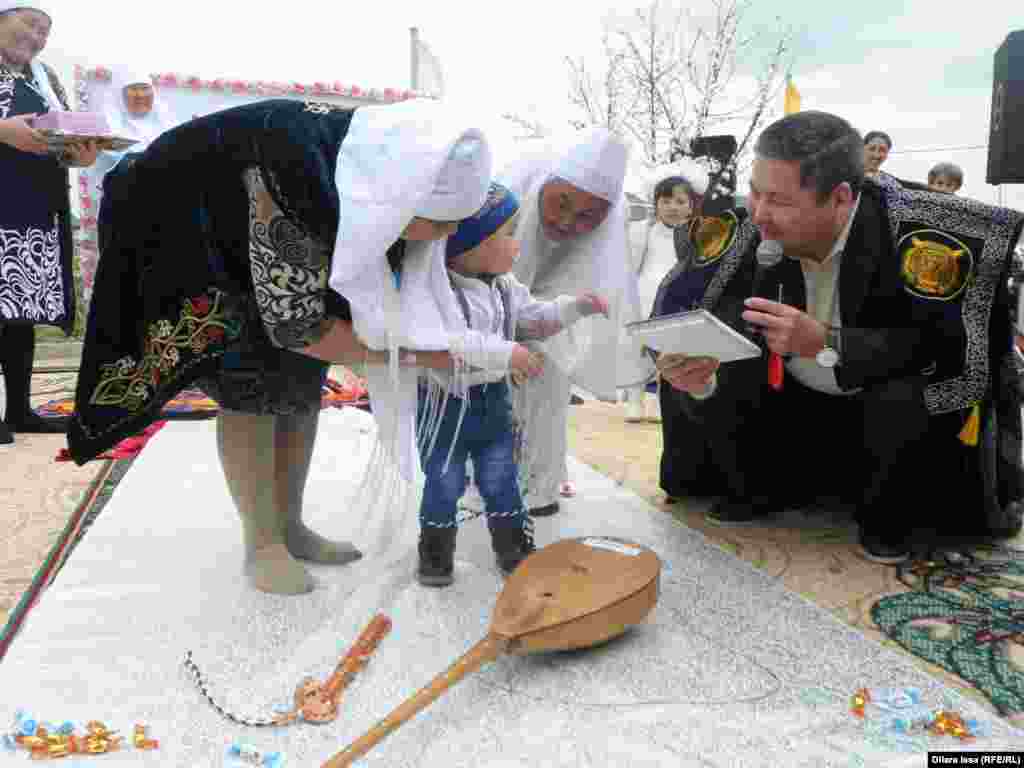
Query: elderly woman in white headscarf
[
  {"left": 69, "top": 96, "right": 492, "bottom": 595},
  {"left": 93, "top": 67, "right": 179, "bottom": 179},
  {"left": 623, "top": 160, "right": 707, "bottom": 423},
  {"left": 497, "top": 126, "right": 634, "bottom": 516},
  {"left": 0, "top": 2, "right": 98, "bottom": 445}
]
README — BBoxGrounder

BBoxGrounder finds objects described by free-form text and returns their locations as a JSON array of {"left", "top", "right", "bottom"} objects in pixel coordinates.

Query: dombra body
[{"left": 322, "top": 537, "right": 661, "bottom": 767}]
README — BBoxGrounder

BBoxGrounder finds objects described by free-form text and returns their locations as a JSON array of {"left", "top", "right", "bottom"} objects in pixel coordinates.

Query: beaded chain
[{"left": 182, "top": 651, "right": 285, "bottom": 727}]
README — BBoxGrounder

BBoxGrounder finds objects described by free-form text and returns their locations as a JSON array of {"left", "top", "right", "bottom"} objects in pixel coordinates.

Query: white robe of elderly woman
[
  {"left": 499, "top": 127, "right": 650, "bottom": 509},
  {"left": 93, "top": 69, "right": 181, "bottom": 180}
]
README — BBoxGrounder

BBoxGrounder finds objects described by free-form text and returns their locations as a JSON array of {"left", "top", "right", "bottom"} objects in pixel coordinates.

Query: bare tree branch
[
  {"left": 555, "top": 0, "right": 791, "bottom": 195},
  {"left": 501, "top": 112, "right": 549, "bottom": 141}
]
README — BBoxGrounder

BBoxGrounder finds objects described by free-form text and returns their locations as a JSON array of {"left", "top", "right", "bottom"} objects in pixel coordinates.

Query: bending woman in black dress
[{"left": 69, "top": 97, "right": 492, "bottom": 594}]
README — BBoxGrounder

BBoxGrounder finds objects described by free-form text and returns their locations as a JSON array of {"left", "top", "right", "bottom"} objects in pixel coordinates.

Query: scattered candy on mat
[
  {"left": 850, "top": 687, "right": 991, "bottom": 741},
  {"left": 4, "top": 712, "right": 156, "bottom": 759},
  {"left": 225, "top": 742, "right": 284, "bottom": 767}
]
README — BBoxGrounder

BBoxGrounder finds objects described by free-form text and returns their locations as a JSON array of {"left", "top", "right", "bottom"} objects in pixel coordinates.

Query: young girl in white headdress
[
  {"left": 623, "top": 161, "right": 707, "bottom": 423},
  {"left": 416, "top": 182, "right": 609, "bottom": 586}
]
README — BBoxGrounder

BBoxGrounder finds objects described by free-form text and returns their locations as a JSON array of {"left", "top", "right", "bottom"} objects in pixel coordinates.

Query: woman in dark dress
[
  {"left": 651, "top": 206, "right": 748, "bottom": 502},
  {"left": 69, "top": 97, "right": 492, "bottom": 594},
  {"left": 0, "top": 3, "right": 97, "bottom": 445}
]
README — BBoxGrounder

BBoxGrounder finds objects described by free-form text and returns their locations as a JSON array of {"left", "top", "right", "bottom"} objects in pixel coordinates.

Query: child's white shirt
[{"left": 427, "top": 270, "right": 584, "bottom": 390}]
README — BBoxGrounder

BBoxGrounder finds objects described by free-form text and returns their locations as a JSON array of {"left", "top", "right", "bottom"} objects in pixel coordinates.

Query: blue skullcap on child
[{"left": 446, "top": 182, "right": 520, "bottom": 261}]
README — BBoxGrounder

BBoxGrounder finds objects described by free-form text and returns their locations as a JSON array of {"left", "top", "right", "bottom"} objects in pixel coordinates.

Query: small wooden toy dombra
[{"left": 323, "top": 536, "right": 661, "bottom": 767}]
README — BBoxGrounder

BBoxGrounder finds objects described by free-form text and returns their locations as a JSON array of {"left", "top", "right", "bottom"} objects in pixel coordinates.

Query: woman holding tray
[
  {"left": 68, "top": 96, "right": 493, "bottom": 594},
  {"left": 0, "top": 2, "right": 97, "bottom": 445}
]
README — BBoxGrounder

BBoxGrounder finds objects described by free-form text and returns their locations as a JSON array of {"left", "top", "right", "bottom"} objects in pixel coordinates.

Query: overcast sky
[{"left": 42, "top": 0, "right": 1023, "bottom": 209}]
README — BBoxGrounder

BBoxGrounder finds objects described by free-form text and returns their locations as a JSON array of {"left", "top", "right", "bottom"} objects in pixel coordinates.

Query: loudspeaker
[{"left": 987, "top": 30, "right": 1024, "bottom": 185}]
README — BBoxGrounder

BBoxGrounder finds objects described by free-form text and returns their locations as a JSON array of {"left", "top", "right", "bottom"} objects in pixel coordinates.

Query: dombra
[{"left": 322, "top": 537, "right": 661, "bottom": 767}]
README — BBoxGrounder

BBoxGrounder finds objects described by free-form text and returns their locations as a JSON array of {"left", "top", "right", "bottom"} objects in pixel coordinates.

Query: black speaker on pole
[{"left": 987, "top": 29, "right": 1024, "bottom": 184}]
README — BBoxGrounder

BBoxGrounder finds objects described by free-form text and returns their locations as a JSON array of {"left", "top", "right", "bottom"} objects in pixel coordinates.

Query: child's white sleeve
[
  {"left": 507, "top": 276, "right": 579, "bottom": 341},
  {"left": 448, "top": 329, "right": 517, "bottom": 374}
]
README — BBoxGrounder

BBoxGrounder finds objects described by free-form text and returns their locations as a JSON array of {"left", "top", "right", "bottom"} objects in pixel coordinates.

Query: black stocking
[{"left": 0, "top": 324, "right": 66, "bottom": 433}]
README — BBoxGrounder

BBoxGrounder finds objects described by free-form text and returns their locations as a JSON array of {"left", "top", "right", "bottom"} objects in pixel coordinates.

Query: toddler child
[{"left": 415, "top": 183, "right": 608, "bottom": 586}]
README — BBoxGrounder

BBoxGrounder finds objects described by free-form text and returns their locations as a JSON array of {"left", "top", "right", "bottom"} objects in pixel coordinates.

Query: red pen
[{"left": 768, "top": 285, "right": 784, "bottom": 391}]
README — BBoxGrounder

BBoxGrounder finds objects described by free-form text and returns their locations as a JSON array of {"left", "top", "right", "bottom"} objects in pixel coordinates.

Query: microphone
[
  {"left": 749, "top": 240, "right": 786, "bottom": 391},
  {"left": 751, "top": 239, "right": 784, "bottom": 303}
]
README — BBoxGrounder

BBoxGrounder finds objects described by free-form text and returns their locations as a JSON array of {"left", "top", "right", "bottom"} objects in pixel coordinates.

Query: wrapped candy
[
  {"left": 929, "top": 710, "right": 977, "bottom": 741},
  {"left": 225, "top": 742, "right": 285, "bottom": 767},
  {"left": 870, "top": 687, "right": 922, "bottom": 712},
  {"left": 850, "top": 687, "right": 871, "bottom": 717},
  {"left": 133, "top": 724, "right": 159, "bottom": 750},
  {"left": 6, "top": 713, "right": 161, "bottom": 758},
  {"left": 81, "top": 721, "right": 122, "bottom": 754}
]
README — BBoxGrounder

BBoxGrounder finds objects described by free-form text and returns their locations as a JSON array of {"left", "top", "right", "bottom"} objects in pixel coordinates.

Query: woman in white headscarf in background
[
  {"left": 498, "top": 125, "right": 643, "bottom": 516},
  {"left": 623, "top": 160, "right": 707, "bottom": 423},
  {"left": 93, "top": 67, "right": 179, "bottom": 180}
]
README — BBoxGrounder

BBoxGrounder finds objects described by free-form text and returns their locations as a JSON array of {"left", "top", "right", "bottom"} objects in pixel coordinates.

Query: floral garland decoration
[{"left": 71, "top": 65, "right": 430, "bottom": 305}]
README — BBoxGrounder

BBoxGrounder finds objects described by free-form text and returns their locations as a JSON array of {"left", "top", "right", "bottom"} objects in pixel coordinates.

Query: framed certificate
[{"left": 626, "top": 309, "right": 760, "bottom": 363}]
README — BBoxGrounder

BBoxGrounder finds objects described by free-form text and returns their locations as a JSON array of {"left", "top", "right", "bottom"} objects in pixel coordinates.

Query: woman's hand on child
[
  {"left": 510, "top": 345, "right": 544, "bottom": 382},
  {"left": 576, "top": 292, "right": 609, "bottom": 318}
]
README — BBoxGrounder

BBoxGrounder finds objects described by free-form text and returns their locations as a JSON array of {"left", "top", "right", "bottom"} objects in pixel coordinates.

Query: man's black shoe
[
  {"left": 705, "top": 497, "right": 778, "bottom": 527},
  {"left": 987, "top": 501, "right": 1024, "bottom": 539},
  {"left": 858, "top": 530, "right": 910, "bottom": 565},
  {"left": 0, "top": 420, "right": 12, "bottom": 445}
]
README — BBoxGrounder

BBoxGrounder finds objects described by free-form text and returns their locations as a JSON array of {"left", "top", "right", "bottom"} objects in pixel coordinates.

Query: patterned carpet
[
  {"left": 567, "top": 399, "right": 1024, "bottom": 726},
  {"left": 35, "top": 370, "right": 370, "bottom": 426},
  {"left": 873, "top": 546, "right": 1024, "bottom": 718}
]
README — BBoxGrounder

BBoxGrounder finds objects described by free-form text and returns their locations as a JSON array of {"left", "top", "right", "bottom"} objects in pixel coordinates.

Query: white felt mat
[{"left": 2, "top": 407, "right": 1023, "bottom": 766}]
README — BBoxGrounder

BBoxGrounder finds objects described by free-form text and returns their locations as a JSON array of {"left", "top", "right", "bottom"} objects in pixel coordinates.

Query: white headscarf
[
  {"left": 0, "top": 1, "right": 52, "bottom": 14},
  {"left": 103, "top": 68, "right": 176, "bottom": 145},
  {"left": 501, "top": 125, "right": 649, "bottom": 397},
  {"left": 0, "top": 3, "right": 62, "bottom": 110},
  {"left": 328, "top": 98, "right": 491, "bottom": 485},
  {"left": 94, "top": 67, "right": 180, "bottom": 179},
  {"left": 642, "top": 158, "right": 709, "bottom": 202}
]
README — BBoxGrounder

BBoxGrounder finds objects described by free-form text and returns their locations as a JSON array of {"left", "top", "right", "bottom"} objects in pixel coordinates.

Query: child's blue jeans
[{"left": 417, "top": 381, "right": 525, "bottom": 532}]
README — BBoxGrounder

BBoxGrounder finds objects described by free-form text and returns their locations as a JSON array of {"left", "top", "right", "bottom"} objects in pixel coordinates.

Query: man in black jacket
[{"left": 661, "top": 111, "right": 1024, "bottom": 563}]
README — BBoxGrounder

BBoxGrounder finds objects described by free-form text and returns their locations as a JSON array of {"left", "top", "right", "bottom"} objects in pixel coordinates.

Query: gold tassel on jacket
[{"left": 958, "top": 403, "right": 981, "bottom": 447}]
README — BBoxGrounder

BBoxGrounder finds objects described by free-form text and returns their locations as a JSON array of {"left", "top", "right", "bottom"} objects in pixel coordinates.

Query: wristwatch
[{"left": 815, "top": 326, "right": 841, "bottom": 368}]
